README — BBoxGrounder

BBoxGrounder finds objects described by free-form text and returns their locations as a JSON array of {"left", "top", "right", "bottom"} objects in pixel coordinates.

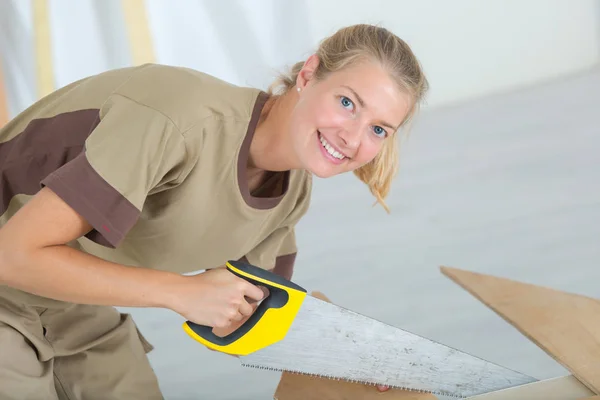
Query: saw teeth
[{"left": 240, "top": 363, "right": 464, "bottom": 398}]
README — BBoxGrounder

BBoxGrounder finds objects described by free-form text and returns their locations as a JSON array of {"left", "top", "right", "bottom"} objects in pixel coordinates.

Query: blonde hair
[{"left": 269, "top": 24, "right": 429, "bottom": 213}]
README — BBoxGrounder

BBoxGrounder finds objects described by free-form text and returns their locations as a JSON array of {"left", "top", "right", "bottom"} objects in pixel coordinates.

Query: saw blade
[{"left": 239, "top": 296, "right": 537, "bottom": 398}]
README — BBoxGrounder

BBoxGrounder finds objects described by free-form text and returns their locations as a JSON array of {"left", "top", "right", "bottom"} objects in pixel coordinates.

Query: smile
[{"left": 318, "top": 131, "right": 347, "bottom": 161}]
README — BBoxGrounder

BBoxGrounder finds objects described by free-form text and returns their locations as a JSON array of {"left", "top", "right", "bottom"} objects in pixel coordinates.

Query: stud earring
[{"left": 297, "top": 87, "right": 301, "bottom": 92}]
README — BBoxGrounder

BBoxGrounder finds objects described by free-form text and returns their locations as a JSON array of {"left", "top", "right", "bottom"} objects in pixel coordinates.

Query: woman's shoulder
[{"left": 112, "top": 63, "right": 261, "bottom": 133}]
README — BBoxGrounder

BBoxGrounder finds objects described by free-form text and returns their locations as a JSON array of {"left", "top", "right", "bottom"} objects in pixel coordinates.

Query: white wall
[
  {"left": 1, "top": 0, "right": 599, "bottom": 118},
  {"left": 304, "top": 0, "right": 600, "bottom": 107}
]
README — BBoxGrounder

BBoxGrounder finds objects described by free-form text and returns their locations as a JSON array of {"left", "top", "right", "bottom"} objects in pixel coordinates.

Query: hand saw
[{"left": 182, "top": 260, "right": 536, "bottom": 398}]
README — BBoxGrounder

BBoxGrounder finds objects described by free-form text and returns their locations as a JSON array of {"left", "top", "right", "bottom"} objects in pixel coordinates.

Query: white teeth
[{"left": 319, "top": 133, "right": 345, "bottom": 160}]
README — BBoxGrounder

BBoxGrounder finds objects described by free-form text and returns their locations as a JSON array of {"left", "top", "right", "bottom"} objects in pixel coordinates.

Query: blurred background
[{"left": 1, "top": 0, "right": 599, "bottom": 399}]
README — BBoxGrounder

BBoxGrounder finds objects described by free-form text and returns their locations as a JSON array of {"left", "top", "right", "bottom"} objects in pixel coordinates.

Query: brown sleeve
[
  {"left": 41, "top": 95, "right": 188, "bottom": 248},
  {"left": 40, "top": 152, "right": 139, "bottom": 247}
]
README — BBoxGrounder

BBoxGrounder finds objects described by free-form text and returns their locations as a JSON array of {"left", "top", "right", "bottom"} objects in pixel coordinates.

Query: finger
[
  {"left": 260, "top": 286, "right": 270, "bottom": 298},
  {"left": 247, "top": 286, "right": 270, "bottom": 304},
  {"left": 376, "top": 385, "right": 389, "bottom": 392},
  {"left": 231, "top": 311, "right": 245, "bottom": 322},
  {"left": 239, "top": 300, "right": 254, "bottom": 317},
  {"left": 243, "top": 282, "right": 266, "bottom": 301}
]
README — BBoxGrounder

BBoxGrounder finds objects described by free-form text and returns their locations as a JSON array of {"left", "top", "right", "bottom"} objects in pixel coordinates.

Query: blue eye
[
  {"left": 373, "top": 126, "right": 386, "bottom": 138},
  {"left": 340, "top": 96, "right": 354, "bottom": 110}
]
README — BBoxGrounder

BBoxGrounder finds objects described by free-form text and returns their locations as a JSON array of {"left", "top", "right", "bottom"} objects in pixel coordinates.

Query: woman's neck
[{"left": 249, "top": 90, "right": 299, "bottom": 172}]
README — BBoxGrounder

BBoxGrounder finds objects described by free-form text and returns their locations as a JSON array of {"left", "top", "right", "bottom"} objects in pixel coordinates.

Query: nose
[{"left": 338, "top": 127, "right": 361, "bottom": 151}]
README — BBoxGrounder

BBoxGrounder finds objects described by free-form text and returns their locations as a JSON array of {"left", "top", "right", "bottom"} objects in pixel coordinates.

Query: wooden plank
[
  {"left": 0, "top": 60, "right": 8, "bottom": 127},
  {"left": 121, "top": 0, "right": 155, "bottom": 65},
  {"left": 440, "top": 266, "right": 600, "bottom": 394},
  {"left": 273, "top": 291, "right": 437, "bottom": 400},
  {"left": 32, "top": 0, "right": 54, "bottom": 98},
  {"left": 466, "top": 375, "right": 593, "bottom": 399}
]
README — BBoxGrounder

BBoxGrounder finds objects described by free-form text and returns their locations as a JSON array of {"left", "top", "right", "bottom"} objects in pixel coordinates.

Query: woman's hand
[{"left": 167, "top": 267, "right": 265, "bottom": 328}]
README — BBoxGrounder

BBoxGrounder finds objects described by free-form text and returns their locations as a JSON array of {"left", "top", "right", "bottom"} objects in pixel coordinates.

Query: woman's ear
[{"left": 296, "top": 54, "right": 320, "bottom": 90}]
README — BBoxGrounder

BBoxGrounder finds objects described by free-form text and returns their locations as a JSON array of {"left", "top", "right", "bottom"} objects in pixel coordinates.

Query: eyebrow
[{"left": 342, "top": 85, "right": 399, "bottom": 131}]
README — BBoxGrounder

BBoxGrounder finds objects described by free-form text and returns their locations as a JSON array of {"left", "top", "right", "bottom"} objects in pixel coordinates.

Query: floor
[{"left": 119, "top": 66, "right": 600, "bottom": 399}]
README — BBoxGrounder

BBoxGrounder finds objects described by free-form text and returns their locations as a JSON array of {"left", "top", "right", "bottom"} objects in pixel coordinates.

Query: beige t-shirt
[{"left": 0, "top": 63, "right": 312, "bottom": 279}]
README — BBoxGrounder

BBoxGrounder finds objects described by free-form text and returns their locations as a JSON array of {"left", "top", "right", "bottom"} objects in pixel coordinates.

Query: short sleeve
[
  {"left": 40, "top": 95, "right": 188, "bottom": 248},
  {"left": 243, "top": 225, "right": 298, "bottom": 280}
]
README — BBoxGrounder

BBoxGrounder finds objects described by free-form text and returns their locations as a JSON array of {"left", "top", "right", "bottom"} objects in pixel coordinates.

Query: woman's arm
[
  {"left": 0, "top": 187, "right": 182, "bottom": 308},
  {"left": 0, "top": 187, "right": 264, "bottom": 328}
]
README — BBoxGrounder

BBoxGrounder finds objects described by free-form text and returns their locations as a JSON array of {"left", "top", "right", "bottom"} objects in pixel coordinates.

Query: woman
[{"left": 0, "top": 24, "right": 427, "bottom": 399}]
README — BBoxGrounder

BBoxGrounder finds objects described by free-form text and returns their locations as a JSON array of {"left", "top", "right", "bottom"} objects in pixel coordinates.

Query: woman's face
[{"left": 289, "top": 55, "right": 412, "bottom": 178}]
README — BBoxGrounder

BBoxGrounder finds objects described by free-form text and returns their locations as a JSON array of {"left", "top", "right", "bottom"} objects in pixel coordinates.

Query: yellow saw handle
[{"left": 182, "top": 260, "right": 307, "bottom": 355}]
